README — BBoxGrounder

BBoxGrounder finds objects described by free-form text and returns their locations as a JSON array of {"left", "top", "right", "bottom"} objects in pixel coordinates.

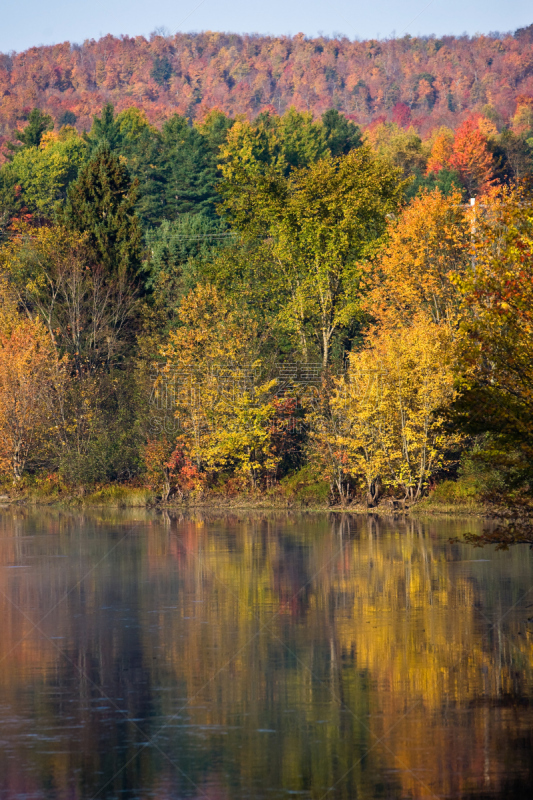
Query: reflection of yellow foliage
[{"left": 0, "top": 511, "right": 532, "bottom": 799}]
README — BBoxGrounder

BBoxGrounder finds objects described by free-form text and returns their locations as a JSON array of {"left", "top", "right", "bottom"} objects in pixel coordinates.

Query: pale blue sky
[{"left": 2, "top": 0, "right": 531, "bottom": 53}]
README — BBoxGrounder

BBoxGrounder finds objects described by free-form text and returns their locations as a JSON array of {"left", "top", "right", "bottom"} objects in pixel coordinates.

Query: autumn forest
[{"left": 0, "top": 26, "right": 533, "bottom": 507}]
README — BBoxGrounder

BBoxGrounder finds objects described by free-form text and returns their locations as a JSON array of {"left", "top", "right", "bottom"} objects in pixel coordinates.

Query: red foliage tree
[{"left": 392, "top": 102, "right": 412, "bottom": 127}]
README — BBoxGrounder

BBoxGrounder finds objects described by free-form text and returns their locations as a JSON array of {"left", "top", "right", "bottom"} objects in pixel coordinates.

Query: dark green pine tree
[
  {"left": 321, "top": 109, "right": 362, "bottom": 157},
  {"left": 6, "top": 108, "right": 54, "bottom": 158},
  {"left": 150, "top": 55, "right": 173, "bottom": 87},
  {"left": 161, "top": 115, "right": 219, "bottom": 218},
  {"left": 121, "top": 126, "right": 168, "bottom": 229},
  {"left": 85, "top": 103, "right": 123, "bottom": 153},
  {"left": 63, "top": 144, "right": 143, "bottom": 278}
]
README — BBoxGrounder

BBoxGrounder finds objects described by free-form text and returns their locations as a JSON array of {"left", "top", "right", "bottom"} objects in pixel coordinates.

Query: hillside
[{"left": 1, "top": 26, "right": 532, "bottom": 141}]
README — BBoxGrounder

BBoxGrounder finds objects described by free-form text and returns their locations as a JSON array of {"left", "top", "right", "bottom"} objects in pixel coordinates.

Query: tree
[
  {"left": 7, "top": 108, "right": 53, "bottom": 155},
  {"left": 368, "top": 188, "right": 469, "bottom": 329},
  {"left": 0, "top": 167, "right": 24, "bottom": 235},
  {"left": 321, "top": 109, "right": 362, "bottom": 156},
  {"left": 451, "top": 185, "right": 533, "bottom": 464},
  {"left": 511, "top": 100, "right": 533, "bottom": 137},
  {"left": 497, "top": 129, "right": 532, "bottom": 182},
  {"left": 449, "top": 118, "right": 495, "bottom": 197},
  {"left": 1, "top": 223, "right": 142, "bottom": 484},
  {"left": 219, "top": 108, "right": 330, "bottom": 220},
  {"left": 161, "top": 115, "right": 220, "bottom": 218},
  {"left": 0, "top": 286, "right": 67, "bottom": 482},
  {"left": 0, "top": 223, "right": 138, "bottom": 371},
  {"left": 63, "top": 144, "right": 143, "bottom": 279},
  {"left": 364, "top": 122, "right": 427, "bottom": 179},
  {"left": 145, "top": 212, "right": 228, "bottom": 295},
  {"left": 222, "top": 147, "right": 405, "bottom": 367},
  {"left": 150, "top": 54, "right": 173, "bottom": 87},
  {"left": 194, "top": 109, "right": 234, "bottom": 152},
  {"left": 7, "top": 127, "right": 87, "bottom": 217},
  {"left": 426, "top": 128, "right": 454, "bottom": 174},
  {"left": 316, "top": 315, "right": 457, "bottom": 503},
  {"left": 85, "top": 103, "right": 123, "bottom": 152},
  {"left": 159, "top": 284, "right": 278, "bottom": 487}
]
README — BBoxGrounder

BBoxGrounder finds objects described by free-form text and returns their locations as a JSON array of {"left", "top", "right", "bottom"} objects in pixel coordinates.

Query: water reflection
[{"left": 0, "top": 509, "right": 532, "bottom": 799}]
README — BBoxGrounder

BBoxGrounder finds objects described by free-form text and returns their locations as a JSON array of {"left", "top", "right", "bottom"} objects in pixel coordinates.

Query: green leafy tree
[
  {"left": 195, "top": 109, "right": 234, "bottom": 152},
  {"left": 497, "top": 129, "right": 533, "bottom": 182},
  {"left": 222, "top": 147, "right": 405, "bottom": 367},
  {"left": 7, "top": 128, "right": 87, "bottom": 217},
  {"left": 0, "top": 168, "right": 23, "bottom": 236},
  {"left": 451, "top": 186, "right": 533, "bottom": 471},
  {"left": 112, "top": 109, "right": 167, "bottom": 229},
  {"left": 407, "top": 167, "right": 462, "bottom": 199},
  {"left": 222, "top": 109, "right": 328, "bottom": 186},
  {"left": 365, "top": 122, "right": 427, "bottom": 179}
]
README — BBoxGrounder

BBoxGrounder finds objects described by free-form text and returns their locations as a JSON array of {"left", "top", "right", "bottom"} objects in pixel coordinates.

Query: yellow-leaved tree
[
  {"left": 158, "top": 284, "right": 278, "bottom": 489},
  {"left": 311, "top": 315, "right": 457, "bottom": 504}
]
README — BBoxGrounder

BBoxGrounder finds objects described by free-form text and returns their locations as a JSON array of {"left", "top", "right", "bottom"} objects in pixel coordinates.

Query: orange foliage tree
[
  {"left": 367, "top": 188, "right": 470, "bottom": 329},
  {"left": 0, "top": 291, "right": 67, "bottom": 482},
  {"left": 426, "top": 128, "right": 454, "bottom": 174},
  {"left": 451, "top": 184, "right": 533, "bottom": 455},
  {"left": 449, "top": 118, "right": 495, "bottom": 197}
]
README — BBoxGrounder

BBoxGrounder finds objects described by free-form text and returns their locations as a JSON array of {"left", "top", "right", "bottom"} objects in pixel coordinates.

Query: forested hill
[{"left": 1, "top": 25, "right": 533, "bottom": 142}]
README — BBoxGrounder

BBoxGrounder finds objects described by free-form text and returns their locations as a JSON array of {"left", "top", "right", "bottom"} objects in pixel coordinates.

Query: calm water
[{"left": 0, "top": 509, "right": 532, "bottom": 800}]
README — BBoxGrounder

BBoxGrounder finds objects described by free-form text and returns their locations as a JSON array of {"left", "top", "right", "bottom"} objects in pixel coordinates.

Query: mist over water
[{"left": 0, "top": 509, "right": 532, "bottom": 799}]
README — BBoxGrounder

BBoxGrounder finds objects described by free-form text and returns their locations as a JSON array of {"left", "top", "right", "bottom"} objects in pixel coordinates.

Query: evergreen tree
[
  {"left": 63, "top": 144, "right": 142, "bottom": 278},
  {"left": 321, "top": 109, "right": 362, "bottom": 156},
  {"left": 58, "top": 110, "right": 77, "bottom": 127},
  {"left": 196, "top": 110, "right": 234, "bottom": 153},
  {"left": 6, "top": 108, "right": 53, "bottom": 157},
  {"left": 150, "top": 55, "right": 173, "bottom": 87},
  {"left": 161, "top": 115, "right": 219, "bottom": 218},
  {"left": 0, "top": 166, "right": 22, "bottom": 238},
  {"left": 120, "top": 125, "right": 167, "bottom": 229},
  {"left": 145, "top": 212, "right": 228, "bottom": 292},
  {"left": 85, "top": 103, "right": 123, "bottom": 153}
]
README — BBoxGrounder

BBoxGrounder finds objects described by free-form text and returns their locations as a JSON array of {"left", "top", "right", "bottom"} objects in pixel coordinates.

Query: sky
[{"left": 1, "top": 0, "right": 531, "bottom": 53}]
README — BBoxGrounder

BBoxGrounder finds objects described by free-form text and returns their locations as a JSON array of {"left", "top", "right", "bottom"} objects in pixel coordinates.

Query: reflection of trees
[{"left": 0, "top": 510, "right": 532, "bottom": 798}]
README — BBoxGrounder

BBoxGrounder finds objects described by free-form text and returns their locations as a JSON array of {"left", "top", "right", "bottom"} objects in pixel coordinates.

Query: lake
[{"left": 0, "top": 509, "right": 532, "bottom": 799}]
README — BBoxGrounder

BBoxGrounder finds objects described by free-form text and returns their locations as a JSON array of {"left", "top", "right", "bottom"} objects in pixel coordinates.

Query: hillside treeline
[
  {"left": 0, "top": 102, "right": 532, "bottom": 506},
  {"left": 1, "top": 25, "right": 533, "bottom": 152}
]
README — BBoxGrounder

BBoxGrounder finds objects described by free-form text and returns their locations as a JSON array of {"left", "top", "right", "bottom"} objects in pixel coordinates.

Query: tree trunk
[
  {"left": 366, "top": 476, "right": 383, "bottom": 508},
  {"left": 161, "top": 466, "right": 171, "bottom": 502}
]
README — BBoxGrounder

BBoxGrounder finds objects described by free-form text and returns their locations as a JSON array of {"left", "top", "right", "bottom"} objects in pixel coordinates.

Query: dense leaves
[
  {"left": 1, "top": 31, "right": 533, "bottom": 140},
  {"left": 63, "top": 144, "right": 143, "bottom": 279},
  {"left": 0, "top": 93, "right": 531, "bottom": 504}
]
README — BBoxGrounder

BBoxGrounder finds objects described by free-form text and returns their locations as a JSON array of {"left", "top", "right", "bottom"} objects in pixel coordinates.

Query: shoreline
[{"left": 0, "top": 490, "right": 490, "bottom": 517}]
